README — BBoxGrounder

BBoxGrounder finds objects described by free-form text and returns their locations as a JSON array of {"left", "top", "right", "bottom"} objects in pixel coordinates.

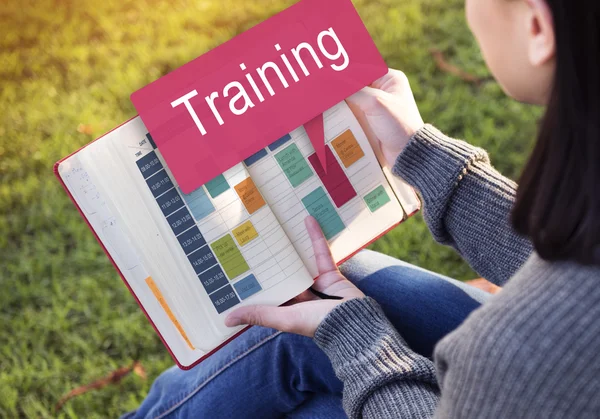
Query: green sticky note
[
  {"left": 210, "top": 234, "right": 250, "bottom": 279},
  {"left": 204, "top": 174, "right": 230, "bottom": 198},
  {"left": 302, "top": 187, "right": 345, "bottom": 240},
  {"left": 364, "top": 185, "right": 391, "bottom": 212},
  {"left": 275, "top": 143, "right": 313, "bottom": 187}
]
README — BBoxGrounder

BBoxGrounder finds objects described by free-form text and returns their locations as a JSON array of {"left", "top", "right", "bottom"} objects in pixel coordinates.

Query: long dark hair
[{"left": 511, "top": 0, "right": 600, "bottom": 265}]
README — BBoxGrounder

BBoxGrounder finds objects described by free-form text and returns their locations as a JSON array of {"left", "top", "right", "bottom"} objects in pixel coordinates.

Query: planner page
[
  {"left": 110, "top": 118, "right": 313, "bottom": 338},
  {"left": 58, "top": 154, "right": 203, "bottom": 367},
  {"left": 61, "top": 117, "right": 314, "bottom": 367},
  {"left": 245, "top": 101, "right": 408, "bottom": 277}
]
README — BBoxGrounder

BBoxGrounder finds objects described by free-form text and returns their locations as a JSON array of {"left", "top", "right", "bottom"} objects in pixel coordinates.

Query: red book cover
[{"left": 54, "top": 119, "right": 420, "bottom": 370}]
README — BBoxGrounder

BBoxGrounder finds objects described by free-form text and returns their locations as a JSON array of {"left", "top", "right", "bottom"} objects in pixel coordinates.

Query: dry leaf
[
  {"left": 466, "top": 278, "right": 502, "bottom": 295},
  {"left": 77, "top": 123, "right": 94, "bottom": 135},
  {"left": 430, "top": 49, "right": 485, "bottom": 85},
  {"left": 133, "top": 362, "right": 147, "bottom": 379},
  {"left": 55, "top": 361, "right": 146, "bottom": 412}
]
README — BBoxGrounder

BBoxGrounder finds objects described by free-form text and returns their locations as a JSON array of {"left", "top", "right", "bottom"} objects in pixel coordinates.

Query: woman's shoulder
[{"left": 434, "top": 253, "right": 600, "bottom": 416}]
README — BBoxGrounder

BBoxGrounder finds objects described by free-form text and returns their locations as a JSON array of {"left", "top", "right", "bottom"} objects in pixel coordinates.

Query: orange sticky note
[
  {"left": 232, "top": 220, "right": 259, "bottom": 246},
  {"left": 331, "top": 130, "right": 365, "bottom": 168},
  {"left": 234, "top": 178, "right": 266, "bottom": 215},
  {"left": 145, "top": 277, "right": 195, "bottom": 350}
]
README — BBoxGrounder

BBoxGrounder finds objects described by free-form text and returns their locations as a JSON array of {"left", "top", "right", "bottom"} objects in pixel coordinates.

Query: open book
[{"left": 55, "top": 101, "right": 420, "bottom": 369}]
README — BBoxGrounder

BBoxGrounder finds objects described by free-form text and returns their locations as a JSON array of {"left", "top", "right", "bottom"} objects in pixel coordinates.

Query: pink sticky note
[
  {"left": 131, "top": 0, "right": 387, "bottom": 193},
  {"left": 303, "top": 114, "right": 327, "bottom": 172}
]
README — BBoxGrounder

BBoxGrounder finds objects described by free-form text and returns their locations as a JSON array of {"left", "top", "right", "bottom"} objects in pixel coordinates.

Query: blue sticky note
[
  {"left": 146, "top": 133, "right": 157, "bottom": 149},
  {"left": 198, "top": 264, "right": 229, "bottom": 294},
  {"left": 210, "top": 285, "right": 240, "bottom": 314},
  {"left": 177, "top": 226, "right": 206, "bottom": 255},
  {"left": 145, "top": 170, "right": 173, "bottom": 198},
  {"left": 243, "top": 149, "right": 268, "bottom": 167},
  {"left": 180, "top": 186, "right": 215, "bottom": 221},
  {"left": 187, "top": 244, "right": 217, "bottom": 274},
  {"left": 136, "top": 151, "right": 163, "bottom": 179},
  {"left": 268, "top": 134, "right": 292, "bottom": 151},
  {"left": 155, "top": 187, "right": 184, "bottom": 217},
  {"left": 166, "top": 207, "right": 195, "bottom": 236},
  {"left": 233, "top": 274, "right": 262, "bottom": 300}
]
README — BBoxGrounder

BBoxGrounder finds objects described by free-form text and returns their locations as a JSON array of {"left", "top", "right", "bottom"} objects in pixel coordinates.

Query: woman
[{"left": 127, "top": 0, "right": 599, "bottom": 417}]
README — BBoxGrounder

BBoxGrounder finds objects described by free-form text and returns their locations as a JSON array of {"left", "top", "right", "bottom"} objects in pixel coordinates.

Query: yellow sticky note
[
  {"left": 232, "top": 220, "right": 259, "bottom": 246},
  {"left": 331, "top": 130, "right": 365, "bottom": 168},
  {"left": 145, "top": 277, "right": 195, "bottom": 350}
]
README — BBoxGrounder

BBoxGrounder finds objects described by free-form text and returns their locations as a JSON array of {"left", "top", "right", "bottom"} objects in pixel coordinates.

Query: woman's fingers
[
  {"left": 224, "top": 300, "right": 342, "bottom": 337},
  {"left": 371, "top": 68, "right": 410, "bottom": 94},
  {"left": 305, "top": 216, "right": 338, "bottom": 275},
  {"left": 225, "top": 305, "right": 285, "bottom": 329},
  {"left": 224, "top": 217, "right": 364, "bottom": 336},
  {"left": 346, "top": 86, "right": 386, "bottom": 115},
  {"left": 284, "top": 289, "right": 318, "bottom": 305}
]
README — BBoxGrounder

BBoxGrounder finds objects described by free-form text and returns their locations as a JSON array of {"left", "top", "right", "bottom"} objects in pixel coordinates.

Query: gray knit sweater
[{"left": 313, "top": 125, "right": 600, "bottom": 418}]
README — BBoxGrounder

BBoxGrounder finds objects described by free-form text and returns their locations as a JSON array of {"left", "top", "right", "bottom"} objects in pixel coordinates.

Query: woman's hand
[
  {"left": 224, "top": 216, "right": 365, "bottom": 337},
  {"left": 346, "top": 68, "right": 424, "bottom": 168}
]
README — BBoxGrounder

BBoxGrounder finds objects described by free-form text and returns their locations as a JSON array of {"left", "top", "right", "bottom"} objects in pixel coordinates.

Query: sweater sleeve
[
  {"left": 393, "top": 125, "right": 533, "bottom": 286},
  {"left": 314, "top": 297, "right": 440, "bottom": 418}
]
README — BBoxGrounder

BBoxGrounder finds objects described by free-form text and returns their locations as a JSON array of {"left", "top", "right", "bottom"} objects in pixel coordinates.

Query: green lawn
[{"left": 0, "top": 0, "right": 540, "bottom": 416}]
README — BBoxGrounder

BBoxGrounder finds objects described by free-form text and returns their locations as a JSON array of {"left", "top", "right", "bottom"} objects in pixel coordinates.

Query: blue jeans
[{"left": 125, "top": 250, "right": 489, "bottom": 418}]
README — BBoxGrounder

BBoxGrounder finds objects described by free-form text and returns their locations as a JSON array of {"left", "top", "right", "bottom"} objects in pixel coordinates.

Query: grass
[{"left": 0, "top": 0, "right": 540, "bottom": 416}]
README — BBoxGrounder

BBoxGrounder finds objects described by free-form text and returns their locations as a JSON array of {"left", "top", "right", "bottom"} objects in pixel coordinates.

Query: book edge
[{"left": 54, "top": 118, "right": 421, "bottom": 370}]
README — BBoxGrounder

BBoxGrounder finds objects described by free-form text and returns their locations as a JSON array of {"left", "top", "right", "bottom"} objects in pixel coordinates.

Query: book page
[
  {"left": 105, "top": 119, "right": 313, "bottom": 348},
  {"left": 58, "top": 101, "right": 418, "bottom": 367},
  {"left": 356, "top": 120, "right": 421, "bottom": 215},
  {"left": 58, "top": 155, "right": 201, "bottom": 367},
  {"left": 246, "top": 101, "right": 407, "bottom": 277}
]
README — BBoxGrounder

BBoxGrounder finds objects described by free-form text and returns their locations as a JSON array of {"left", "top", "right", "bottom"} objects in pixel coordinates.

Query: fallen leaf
[
  {"left": 430, "top": 49, "right": 487, "bottom": 85},
  {"left": 55, "top": 360, "right": 146, "bottom": 412},
  {"left": 133, "top": 362, "right": 147, "bottom": 379},
  {"left": 77, "top": 124, "right": 94, "bottom": 135},
  {"left": 466, "top": 278, "right": 502, "bottom": 294}
]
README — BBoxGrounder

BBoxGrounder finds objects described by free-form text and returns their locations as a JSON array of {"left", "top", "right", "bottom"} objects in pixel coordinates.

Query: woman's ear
[{"left": 526, "top": 0, "right": 556, "bottom": 66}]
